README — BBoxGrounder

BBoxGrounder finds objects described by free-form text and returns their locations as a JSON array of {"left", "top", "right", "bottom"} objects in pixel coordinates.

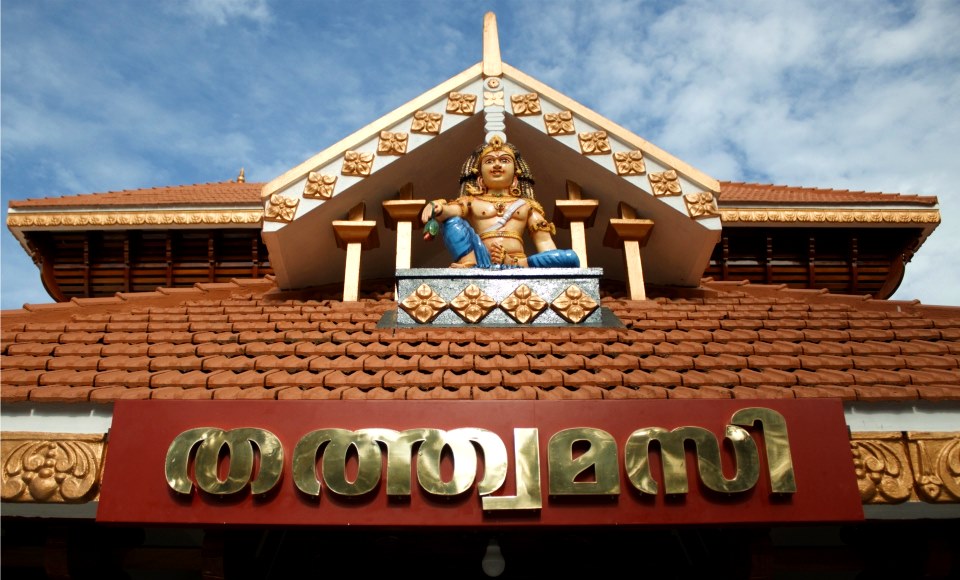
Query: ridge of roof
[
  {"left": 8, "top": 180, "right": 938, "bottom": 211},
  {"left": 719, "top": 181, "right": 939, "bottom": 206},
  {"left": 7, "top": 181, "right": 263, "bottom": 209}
]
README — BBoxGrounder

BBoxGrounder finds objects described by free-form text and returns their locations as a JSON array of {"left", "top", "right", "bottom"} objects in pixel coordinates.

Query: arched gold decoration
[
  {"left": 851, "top": 435, "right": 913, "bottom": 504},
  {"left": 721, "top": 209, "right": 941, "bottom": 224},
  {"left": 908, "top": 433, "right": 960, "bottom": 502},
  {"left": 2, "top": 434, "right": 105, "bottom": 503}
]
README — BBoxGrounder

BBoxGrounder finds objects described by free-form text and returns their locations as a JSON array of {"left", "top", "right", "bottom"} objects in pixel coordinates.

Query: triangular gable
[{"left": 261, "top": 36, "right": 722, "bottom": 292}]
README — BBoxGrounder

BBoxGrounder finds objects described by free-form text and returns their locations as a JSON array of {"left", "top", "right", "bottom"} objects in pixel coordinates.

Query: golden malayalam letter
[
  {"left": 481, "top": 428, "right": 542, "bottom": 511},
  {"left": 731, "top": 408, "right": 797, "bottom": 493},
  {"left": 165, "top": 428, "right": 283, "bottom": 496},
  {"left": 363, "top": 428, "right": 425, "bottom": 497},
  {"left": 165, "top": 427, "right": 220, "bottom": 495},
  {"left": 548, "top": 428, "right": 620, "bottom": 495},
  {"left": 322, "top": 430, "right": 382, "bottom": 497},
  {"left": 417, "top": 429, "right": 477, "bottom": 496}
]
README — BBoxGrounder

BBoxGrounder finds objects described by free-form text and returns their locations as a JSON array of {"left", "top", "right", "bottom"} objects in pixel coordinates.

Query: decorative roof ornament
[
  {"left": 237, "top": 168, "right": 246, "bottom": 183},
  {"left": 482, "top": 12, "right": 502, "bottom": 78},
  {"left": 482, "top": 12, "right": 507, "bottom": 146}
]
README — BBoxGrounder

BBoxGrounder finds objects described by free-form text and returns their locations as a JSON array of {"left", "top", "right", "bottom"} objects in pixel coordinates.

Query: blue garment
[
  {"left": 528, "top": 249, "right": 580, "bottom": 268},
  {"left": 441, "top": 217, "right": 580, "bottom": 269},
  {"left": 441, "top": 217, "right": 491, "bottom": 268}
]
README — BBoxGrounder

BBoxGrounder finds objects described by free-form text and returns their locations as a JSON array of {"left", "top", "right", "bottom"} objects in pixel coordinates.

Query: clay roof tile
[
  {"left": 406, "top": 386, "right": 472, "bottom": 400},
  {"left": 681, "top": 369, "right": 741, "bottom": 387},
  {"left": 443, "top": 370, "right": 502, "bottom": 388},
  {"left": 2, "top": 355, "right": 51, "bottom": 370},
  {"left": 914, "top": 385, "right": 960, "bottom": 401},
  {"left": 472, "top": 386, "right": 536, "bottom": 400},
  {"left": 561, "top": 368, "right": 622, "bottom": 388},
  {"left": 264, "top": 370, "right": 329, "bottom": 388},
  {"left": 29, "top": 386, "right": 95, "bottom": 402},
  {"left": 6, "top": 343, "right": 57, "bottom": 356},
  {"left": 419, "top": 354, "right": 474, "bottom": 372},
  {"left": 537, "top": 385, "right": 604, "bottom": 400},
  {"left": 639, "top": 355, "right": 694, "bottom": 371},
  {"left": 731, "top": 385, "right": 796, "bottom": 399},
  {"left": 501, "top": 368, "right": 565, "bottom": 388},
  {"left": 1, "top": 385, "right": 33, "bottom": 403},
  {"left": 667, "top": 386, "right": 733, "bottom": 399},
  {"left": 474, "top": 354, "right": 530, "bottom": 372},
  {"left": 601, "top": 385, "right": 669, "bottom": 399},
  {"left": 853, "top": 385, "right": 920, "bottom": 401},
  {"left": 622, "top": 368, "right": 683, "bottom": 387},
  {"left": 382, "top": 370, "right": 444, "bottom": 389},
  {"left": 1, "top": 369, "right": 45, "bottom": 386},
  {"left": 792, "top": 385, "right": 858, "bottom": 400}
]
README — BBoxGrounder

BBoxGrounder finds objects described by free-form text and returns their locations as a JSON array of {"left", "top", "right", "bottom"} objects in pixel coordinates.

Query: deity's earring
[
  {"left": 510, "top": 176, "right": 521, "bottom": 197},
  {"left": 477, "top": 176, "right": 487, "bottom": 193}
]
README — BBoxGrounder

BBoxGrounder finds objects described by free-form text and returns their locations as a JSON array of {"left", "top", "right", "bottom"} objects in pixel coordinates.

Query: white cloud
[{"left": 173, "top": 0, "right": 271, "bottom": 26}]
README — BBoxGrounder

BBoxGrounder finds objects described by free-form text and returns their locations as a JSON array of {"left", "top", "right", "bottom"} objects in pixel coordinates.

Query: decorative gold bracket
[
  {"left": 554, "top": 180, "right": 599, "bottom": 268},
  {"left": 382, "top": 183, "right": 425, "bottom": 271},
  {"left": 604, "top": 202, "right": 654, "bottom": 301},
  {"left": 332, "top": 202, "right": 379, "bottom": 302}
]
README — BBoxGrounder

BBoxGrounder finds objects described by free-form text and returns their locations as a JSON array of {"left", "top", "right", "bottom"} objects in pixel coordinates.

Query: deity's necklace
[{"left": 476, "top": 192, "right": 519, "bottom": 217}]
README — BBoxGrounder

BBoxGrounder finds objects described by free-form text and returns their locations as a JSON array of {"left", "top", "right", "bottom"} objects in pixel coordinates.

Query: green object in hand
[{"left": 424, "top": 203, "right": 440, "bottom": 241}]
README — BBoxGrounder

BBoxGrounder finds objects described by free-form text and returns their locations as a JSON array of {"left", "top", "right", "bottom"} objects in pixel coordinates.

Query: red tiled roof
[
  {"left": 6, "top": 180, "right": 938, "bottom": 209},
  {"left": 8, "top": 181, "right": 262, "bottom": 208},
  {"left": 719, "top": 181, "right": 939, "bottom": 205},
  {"left": 3, "top": 278, "right": 959, "bottom": 404}
]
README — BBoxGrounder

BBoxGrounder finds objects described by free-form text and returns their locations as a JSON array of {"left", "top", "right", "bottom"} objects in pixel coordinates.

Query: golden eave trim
[
  {"left": 721, "top": 208, "right": 941, "bottom": 225},
  {"left": 7, "top": 209, "right": 264, "bottom": 229},
  {"left": 262, "top": 63, "right": 484, "bottom": 200},
  {"left": 1, "top": 432, "right": 107, "bottom": 504},
  {"left": 853, "top": 431, "right": 960, "bottom": 505},
  {"left": 500, "top": 63, "right": 720, "bottom": 194}
]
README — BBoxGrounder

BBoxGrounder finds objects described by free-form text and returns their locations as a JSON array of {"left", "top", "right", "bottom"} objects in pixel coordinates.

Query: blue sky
[{"left": 3, "top": 0, "right": 959, "bottom": 308}]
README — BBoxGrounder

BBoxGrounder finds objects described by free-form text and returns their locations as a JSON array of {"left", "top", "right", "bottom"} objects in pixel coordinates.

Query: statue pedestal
[{"left": 387, "top": 267, "right": 618, "bottom": 327}]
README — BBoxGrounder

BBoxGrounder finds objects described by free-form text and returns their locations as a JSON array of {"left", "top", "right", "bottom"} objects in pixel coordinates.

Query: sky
[{"left": 2, "top": 0, "right": 959, "bottom": 309}]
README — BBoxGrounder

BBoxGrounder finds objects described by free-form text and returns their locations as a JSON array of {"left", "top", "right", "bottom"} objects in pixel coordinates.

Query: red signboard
[{"left": 97, "top": 399, "right": 863, "bottom": 526}]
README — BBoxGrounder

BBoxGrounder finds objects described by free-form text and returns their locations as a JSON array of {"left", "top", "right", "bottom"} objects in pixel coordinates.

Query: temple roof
[
  {"left": 3, "top": 278, "right": 958, "bottom": 405},
  {"left": 7, "top": 180, "right": 936, "bottom": 210},
  {"left": 719, "top": 182, "right": 939, "bottom": 206},
  {"left": 7, "top": 181, "right": 261, "bottom": 209}
]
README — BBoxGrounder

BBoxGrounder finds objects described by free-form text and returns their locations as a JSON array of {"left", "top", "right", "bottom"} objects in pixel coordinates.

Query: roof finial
[
  {"left": 237, "top": 168, "right": 246, "bottom": 183},
  {"left": 482, "top": 12, "right": 502, "bottom": 78}
]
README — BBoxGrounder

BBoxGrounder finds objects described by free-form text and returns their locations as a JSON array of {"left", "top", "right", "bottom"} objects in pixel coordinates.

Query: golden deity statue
[{"left": 420, "top": 137, "right": 579, "bottom": 269}]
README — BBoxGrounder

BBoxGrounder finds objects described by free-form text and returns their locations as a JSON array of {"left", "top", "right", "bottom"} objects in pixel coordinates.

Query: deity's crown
[{"left": 479, "top": 136, "right": 515, "bottom": 161}]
